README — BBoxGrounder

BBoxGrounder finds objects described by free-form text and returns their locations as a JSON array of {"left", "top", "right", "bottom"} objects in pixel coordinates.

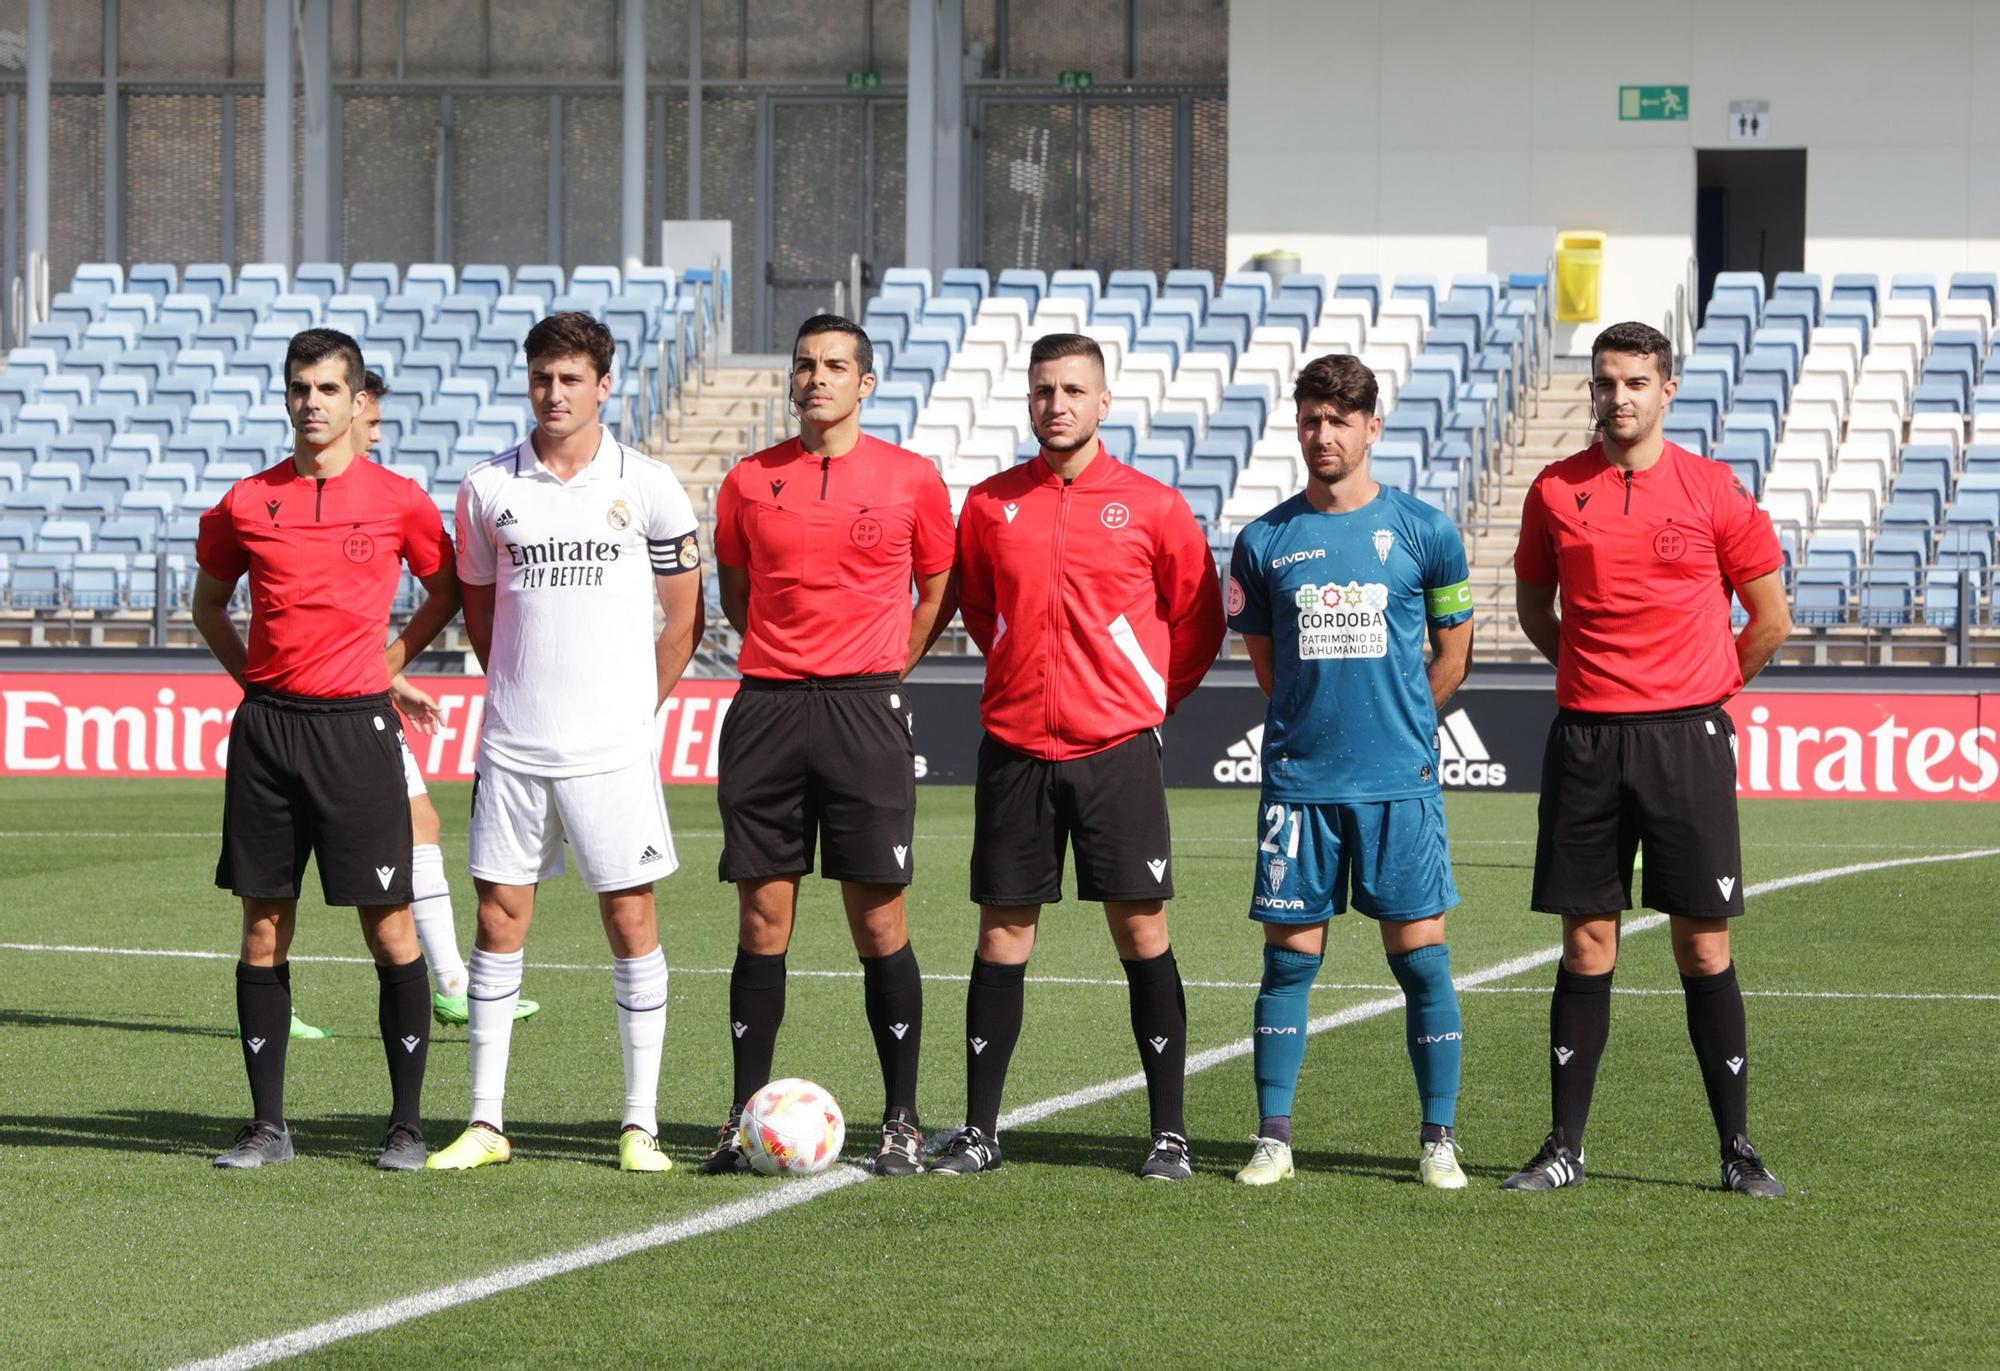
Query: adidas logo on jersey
[
  {"left": 1435, "top": 710, "right": 1508, "bottom": 787},
  {"left": 495, "top": 508, "right": 518, "bottom": 528},
  {"left": 1212, "top": 725, "right": 1265, "bottom": 784}
]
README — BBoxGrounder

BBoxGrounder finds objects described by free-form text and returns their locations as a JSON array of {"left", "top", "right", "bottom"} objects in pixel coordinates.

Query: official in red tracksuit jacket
[{"left": 930, "top": 331, "right": 1226, "bottom": 1182}]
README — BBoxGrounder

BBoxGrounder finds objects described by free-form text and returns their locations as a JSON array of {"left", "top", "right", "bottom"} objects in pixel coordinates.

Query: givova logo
[
  {"left": 1435, "top": 709, "right": 1507, "bottom": 787},
  {"left": 1213, "top": 724, "right": 1264, "bottom": 783}
]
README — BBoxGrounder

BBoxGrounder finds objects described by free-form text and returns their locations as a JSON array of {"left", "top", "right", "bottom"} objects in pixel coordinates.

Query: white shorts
[
  {"left": 399, "top": 735, "right": 429, "bottom": 799},
  {"left": 468, "top": 751, "right": 678, "bottom": 892}
]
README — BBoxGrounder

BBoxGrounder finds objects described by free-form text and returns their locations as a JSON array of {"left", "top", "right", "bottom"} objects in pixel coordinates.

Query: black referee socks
[
  {"left": 964, "top": 957, "right": 1028, "bottom": 1138},
  {"left": 1550, "top": 964, "right": 1614, "bottom": 1150},
  {"left": 1682, "top": 963, "right": 1750, "bottom": 1146},
  {"left": 376, "top": 955, "right": 430, "bottom": 1128},
  {"left": 1122, "top": 948, "right": 1188, "bottom": 1137},
  {"left": 235, "top": 960, "right": 290, "bottom": 1126},
  {"left": 860, "top": 942, "right": 924, "bottom": 1122},
  {"left": 728, "top": 947, "right": 787, "bottom": 1111}
]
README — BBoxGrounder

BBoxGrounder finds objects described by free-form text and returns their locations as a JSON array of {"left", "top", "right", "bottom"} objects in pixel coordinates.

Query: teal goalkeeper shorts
[{"left": 1248, "top": 793, "right": 1460, "bottom": 924}]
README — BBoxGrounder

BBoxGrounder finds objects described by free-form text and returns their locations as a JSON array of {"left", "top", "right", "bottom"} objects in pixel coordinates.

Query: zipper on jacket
[
  {"left": 315, "top": 478, "right": 325, "bottom": 520},
  {"left": 1046, "top": 480, "right": 1072, "bottom": 747},
  {"left": 820, "top": 455, "right": 830, "bottom": 499},
  {"left": 1622, "top": 469, "right": 1632, "bottom": 515}
]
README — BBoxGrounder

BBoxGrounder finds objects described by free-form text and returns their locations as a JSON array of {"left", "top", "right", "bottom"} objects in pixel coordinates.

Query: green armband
[{"left": 1426, "top": 579, "right": 1473, "bottom": 618}]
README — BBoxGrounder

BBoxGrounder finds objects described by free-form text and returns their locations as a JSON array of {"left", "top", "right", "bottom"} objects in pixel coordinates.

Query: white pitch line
[{"left": 159, "top": 845, "right": 2000, "bottom": 1371}]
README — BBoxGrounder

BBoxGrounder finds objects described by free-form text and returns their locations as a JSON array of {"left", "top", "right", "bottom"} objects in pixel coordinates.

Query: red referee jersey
[
  {"left": 714, "top": 435, "right": 955, "bottom": 679},
  {"left": 196, "top": 457, "right": 451, "bottom": 697},
  {"left": 956, "top": 446, "right": 1225, "bottom": 760},
  {"left": 1514, "top": 441, "right": 1783, "bottom": 712}
]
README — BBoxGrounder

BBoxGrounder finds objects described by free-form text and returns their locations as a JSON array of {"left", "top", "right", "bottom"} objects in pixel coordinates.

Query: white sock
[
  {"left": 613, "top": 948, "right": 669, "bottom": 1136},
  {"left": 411, "top": 844, "right": 469, "bottom": 999},
  {"left": 466, "top": 946, "right": 524, "bottom": 1131}
]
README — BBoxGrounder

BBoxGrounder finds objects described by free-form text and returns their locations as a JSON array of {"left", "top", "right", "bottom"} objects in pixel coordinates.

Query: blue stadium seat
[
  {"left": 1830, "top": 273, "right": 1879, "bottom": 319},
  {"left": 1220, "top": 271, "right": 1273, "bottom": 316},
  {"left": 404, "top": 263, "right": 457, "bottom": 305},
  {"left": 1390, "top": 274, "right": 1438, "bottom": 322},
  {"left": 937, "top": 267, "right": 989, "bottom": 307},
  {"left": 569, "top": 265, "right": 622, "bottom": 302},
  {"left": 1106, "top": 270, "right": 1158, "bottom": 312},
  {"left": 1162, "top": 269, "right": 1216, "bottom": 321},
  {"left": 1890, "top": 273, "right": 1939, "bottom": 319},
  {"left": 1049, "top": 270, "right": 1102, "bottom": 311},
  {"left": 127, "top": 263, "right": 177, "bottom": 300},
  {"left": 1949, "top": 271, "right": 1999, "bottom": 316},
  {"left": 237, "top": 263, "right": 288, "bottom": 302},
  {"left": 72, "top": 262, "right": 123, "bottom": 296},
  {"left": 1278, "top": 272, "right": 1328, "bottom": 320},
  {"left": 1148, "top": 412, "right": 1201, "bottom": 466},
  {"left": 1098, "top": 413, "right": 1142, "bottom": 461},
  {"left": 293, "top": 262, "right": 344, "bottom": 299},
  {"left": 879, "top": 267, "right": 932, "bottom": 309},
  {"left": 1334, "top": 274, "right": 1382, "bottom": 322},
  {"left": 1771, "top": 272, "right": 1822, "bottom": 324},
  {"left": 180, "top": 263, "right": 231, "bottom": 302},
  {"left": 349, "top": 262, "right": 400, "bottom": 303},
  {"left": 993, "top": 269, "right": 1046, "bottom": 312}
]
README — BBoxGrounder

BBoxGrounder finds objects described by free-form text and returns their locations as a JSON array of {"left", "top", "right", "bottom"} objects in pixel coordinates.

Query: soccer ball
[{"left": 739, "top": 1077, "right": 846, "bottom": 1177}]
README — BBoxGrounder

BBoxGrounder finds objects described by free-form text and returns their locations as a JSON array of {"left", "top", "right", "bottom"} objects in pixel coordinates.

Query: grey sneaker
[
  {"left": 376, "top": 1120, "right": 427, "bottom": 1172},
  {"left": 1138, "top": 1130, "right": 1194, "bottom": 1181},
  {"left": 1721, "top": 1135, "right": 1786, "bottom": 1198},
  {"left": 872, "top": 1113, "right": 926, "bottom": 1175},
  {"left": 929, "top": 1126, "right": 1003, "bottom": 1176},
  {"left": 1501, "top": 1132, "right": 1586, "bottom": 1191},
  {"left": 214, "top": 1120, "right": 295, "bottom": 1169}
]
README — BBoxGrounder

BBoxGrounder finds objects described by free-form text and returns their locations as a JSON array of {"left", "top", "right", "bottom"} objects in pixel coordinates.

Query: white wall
[{"left": 1228, "top": 0, "right": 2000, "bottom": 354}]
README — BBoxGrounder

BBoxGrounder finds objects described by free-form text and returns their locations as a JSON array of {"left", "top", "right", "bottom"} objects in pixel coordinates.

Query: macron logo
[
  {"left": 1146, "top": 858, "right": 1167, "bottom": 882},
  {"left": 400, "top": 1035, "right": 421, "bottom": 1054},
  {"left": 375, "top": 865, "right": 396, "bottom": 890},
  {"left": 1003, "top": 502, "right": 1020, "bottom": 523},
  {"left": 893, "top": 845, "right": 909, "bottom": 869},
  {"left": 890, "top": 1023, "right": 910, "bottom": 1040},
  {"left": 494, "top": 508, "right": 518, "bottom": 528},
  {"left": 246, "top": 1037, "right": 266, "bottom": 1054},
  {"left": 970, "top": 1037, "right": 988, "bottom": 1055},
  {"left": 731, "top": 1021, "right": 747, "bottom": 1039},
  {"left": 1212, "top": 725, "right": 1264, "bottom": 784},
  {"left": 1554, "top": 1046, "right": 1575, "bottom": 1066},
  {"left": 1727, "top": 1056, "right": 1745, "bottom": 1076},
  {"left": 1148, "top": 1036, "right": 1170, "bottom": 1054},
  {"left": 1717, "top": 876, "right": 1737, "bottom": 900}
]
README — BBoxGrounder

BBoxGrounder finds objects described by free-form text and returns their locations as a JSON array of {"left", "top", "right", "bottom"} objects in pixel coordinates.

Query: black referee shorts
[
  {"left": 217, "top": 688, "right": 416, "bottom": 907},
  {"left": 716, "top": 673, "right": 917, "bottom": 886},
  {"left": 970, "top": 730, "right": 1174, "bottom": 906},
  {"left": 1531, "top": 702, "right": 1746, "bottom": 918}
]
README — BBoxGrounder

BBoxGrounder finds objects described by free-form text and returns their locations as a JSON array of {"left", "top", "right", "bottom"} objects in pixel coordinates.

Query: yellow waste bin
[{"left": 1555, "top": 231, "right": 1605, "bottom": 323}]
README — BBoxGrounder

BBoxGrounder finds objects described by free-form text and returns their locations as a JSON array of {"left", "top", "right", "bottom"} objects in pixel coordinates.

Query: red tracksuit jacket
[{"left": 955, "top": 447, "right": 1226, "bottom": 761}]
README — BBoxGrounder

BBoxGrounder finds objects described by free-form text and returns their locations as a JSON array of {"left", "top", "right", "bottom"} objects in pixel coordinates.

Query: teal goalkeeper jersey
[{"left": 1226, "top": 486, "right": 1473, "bottom": 802}]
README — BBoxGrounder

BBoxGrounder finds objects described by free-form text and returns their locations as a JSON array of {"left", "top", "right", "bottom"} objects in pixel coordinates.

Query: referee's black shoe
[
  {"left": 1721, "top": 1135, "right": 1787, "bottom": 1198},
  {"left": 929, "top": 1126, "right": 1003, "bottom": 1176},
  {"left": 1501, "top": 1131, "right": 1586, "bottom": 1191},
  {"left": 697, "top": 1112, "right": 749, "bottom": 1175},
  {"left": 1138, "top": 1131, "right": 1194, "bottom": 1182},
  {"left": 872, "top": 1110, "right": 926, "bottom": 1175}
]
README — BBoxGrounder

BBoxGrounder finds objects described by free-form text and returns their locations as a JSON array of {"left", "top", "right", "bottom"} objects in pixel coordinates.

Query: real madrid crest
[{"left": 607, "top": 498, "right": 633, "bottom": 531}]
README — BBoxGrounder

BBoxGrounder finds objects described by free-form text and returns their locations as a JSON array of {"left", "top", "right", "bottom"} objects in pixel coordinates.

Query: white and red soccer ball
[{"left": 738, "top": 1078, "right": 846, "bottom": 1176}]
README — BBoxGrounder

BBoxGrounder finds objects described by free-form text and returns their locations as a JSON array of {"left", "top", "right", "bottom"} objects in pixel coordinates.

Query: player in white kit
[{"left": 427, "top": 313, "right": 703, "bottom": 1174}]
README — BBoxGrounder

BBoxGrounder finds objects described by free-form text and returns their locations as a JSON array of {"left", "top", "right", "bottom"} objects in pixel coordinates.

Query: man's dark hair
[
  {"left": 1293, "top": 353, "right": 1379, "bottom": 416},
  {"left": 284, "top": 328, "right": 365, "bottom": 392},
  {"left": 1591, "top": 320, "right": 1674, "bottom": 381},
  {"left": 794, "top": 313, "right": 874, "bottom": 377},
  {"left": 360, "top": 369, "right": 389, "bottom": 400},
  {"left": 1027, "top": 332, "right": 1106, "bottom": 373},
  {"left": 524, "top": 310, "right": 617, "bottom": 379}
]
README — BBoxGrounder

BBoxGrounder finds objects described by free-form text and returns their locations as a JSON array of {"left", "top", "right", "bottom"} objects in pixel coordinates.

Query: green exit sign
[
  {"left": 845, "top": 70, "right": 880, "bottom": 90},
  {"left": 1619, "top": 84, "right": 1687, "bottom": 120},
  {"left": 1058, "top": 69, "right": 1094, "bottom": 91}
]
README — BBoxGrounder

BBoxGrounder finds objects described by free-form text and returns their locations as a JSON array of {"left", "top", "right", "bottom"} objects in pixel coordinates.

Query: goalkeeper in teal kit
[{"left": 1225, "top": 354, "right": 1476, "bottom": 1189}]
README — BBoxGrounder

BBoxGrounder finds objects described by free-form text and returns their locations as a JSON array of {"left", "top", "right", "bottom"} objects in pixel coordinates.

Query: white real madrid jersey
[{"left": 456, "top": 429, "right": 700, "bottom": 777}]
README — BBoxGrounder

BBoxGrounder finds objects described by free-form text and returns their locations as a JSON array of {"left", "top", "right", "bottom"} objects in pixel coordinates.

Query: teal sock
[
  {"left": 1253, "top": 945, "right": 1321, "bottom": 1122},
  {"left": 1388, "top": 943, "right": 1462, "bottom": 1129}
]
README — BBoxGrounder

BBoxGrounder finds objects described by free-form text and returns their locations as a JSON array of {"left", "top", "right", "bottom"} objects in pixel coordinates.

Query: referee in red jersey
[
  {"left": 193, "top": 328, "right": 461, "bottom": 1172},
  {"left": 1504, "top": 321, "right": 1793, "bottom": 1197},
  {"left": 703, "top": 314, "right": 955, "bottom": 1176},
  {"left": 929, "top": 333, "right": 1225, "bottom": 1181}
]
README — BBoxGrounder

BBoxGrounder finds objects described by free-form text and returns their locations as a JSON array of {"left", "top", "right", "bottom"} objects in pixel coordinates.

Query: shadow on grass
[{"left": 0, "top": 1008, "right": 236, "bottom": 1039}]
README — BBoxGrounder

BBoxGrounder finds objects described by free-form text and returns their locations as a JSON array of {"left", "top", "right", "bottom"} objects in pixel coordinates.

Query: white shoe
[
  {"left": 1420, "top": 1133, "right": 1468, "bottom": 1190},
  {"left": 1235, "top": 1135, "right": 1295, "bottom": 1186}
]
